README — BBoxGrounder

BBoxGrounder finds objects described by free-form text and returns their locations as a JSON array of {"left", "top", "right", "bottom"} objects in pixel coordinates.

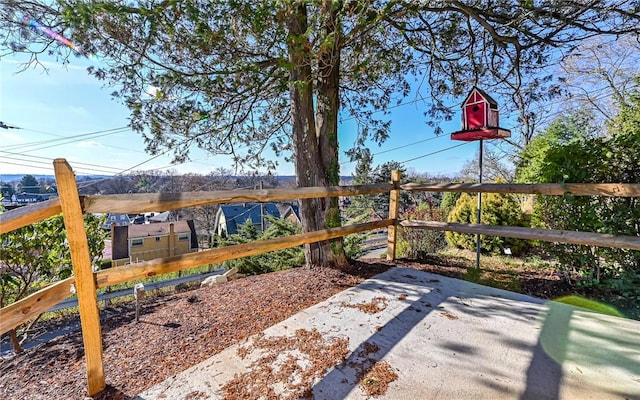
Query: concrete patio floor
[{"left": 135, "top": 267, "right": 640, "bottom": 399}]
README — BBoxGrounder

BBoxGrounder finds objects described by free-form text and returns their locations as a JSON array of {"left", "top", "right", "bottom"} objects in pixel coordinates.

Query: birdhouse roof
[{"left": 464, "top": 87, "right": 498, "bottom": 107}]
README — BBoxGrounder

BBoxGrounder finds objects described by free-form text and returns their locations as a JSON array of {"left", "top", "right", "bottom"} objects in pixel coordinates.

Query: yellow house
[{"left": 110, "top": 221, "right": 198, "bottom": 267}]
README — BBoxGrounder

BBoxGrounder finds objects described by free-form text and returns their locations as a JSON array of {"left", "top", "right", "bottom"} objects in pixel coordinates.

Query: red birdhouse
[{"left": 451, "top": 87, "right": 511, "bottom": 141}]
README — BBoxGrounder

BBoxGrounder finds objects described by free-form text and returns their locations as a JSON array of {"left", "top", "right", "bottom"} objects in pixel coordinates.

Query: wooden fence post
[
  {"left": 387, "top": 170, "right": 401, "bottom": 260},
  {"left": 54, "top": 159, "right": 105, "bottom": 396}
]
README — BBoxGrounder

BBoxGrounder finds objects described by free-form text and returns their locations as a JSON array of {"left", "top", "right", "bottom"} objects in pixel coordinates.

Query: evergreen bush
[
  {"left": 221, "top": 217, "right": 305, "bottom": 275},
  {"left": 445, "top": 191, "right": 529, "bottom": 255}
]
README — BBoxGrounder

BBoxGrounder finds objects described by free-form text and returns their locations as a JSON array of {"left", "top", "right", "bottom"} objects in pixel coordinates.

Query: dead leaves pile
[
  {"left": 223, "top": 328, "right": 349, "bottom": 400},
  {"left": 340, "top": 296, "right": 388, "bottom": 314},
  {"left": 358, "top": 360, "right": 399, "bottom": 396}
]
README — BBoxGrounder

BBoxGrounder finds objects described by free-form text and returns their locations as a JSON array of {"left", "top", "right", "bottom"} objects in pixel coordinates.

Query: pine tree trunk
[
  {"left": 286, "top": 2, "right": 346, "bottom": 267},
  {"left": 315, "top": 0, "right": 347, "bottom": 266}
]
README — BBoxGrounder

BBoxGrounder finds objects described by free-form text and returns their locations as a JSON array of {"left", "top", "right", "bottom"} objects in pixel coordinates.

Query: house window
[
  {"left": 155, "top": 237, "right": 161, "bottom": 242},
  {"left": 178, "top": 233, "right": 189, "bottom": 241},
  {"left": 131, "top": 238, "right": 143, "bottom": 247}
]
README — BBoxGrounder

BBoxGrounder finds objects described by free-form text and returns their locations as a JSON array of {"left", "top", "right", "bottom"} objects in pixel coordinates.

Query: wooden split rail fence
[{"left": 0, "top": 160, "right": 639, "bottom": 396}]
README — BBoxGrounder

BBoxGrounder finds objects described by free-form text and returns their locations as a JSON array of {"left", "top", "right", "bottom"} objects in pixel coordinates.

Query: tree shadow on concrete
[
  {"left": 311, "top": 267, "right": 546, "bottom": 399},
  {"left": 311, "top": 272, "right": 444, "bottom": 399},
  {"left": 312, "top": 266, "right": 640, "bottom": 399}
]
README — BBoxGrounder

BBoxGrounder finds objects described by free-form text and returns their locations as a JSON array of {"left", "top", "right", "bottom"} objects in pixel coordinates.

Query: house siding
[{"left": 111, "top": 221, "right": 196, "bottom": 267}]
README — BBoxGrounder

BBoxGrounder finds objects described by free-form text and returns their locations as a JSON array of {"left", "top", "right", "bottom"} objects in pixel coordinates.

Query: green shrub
[
  {"left": 395, "top": 234, "right": 410, "bottom": 258},
  {"left": 446, "top": 192, "right": 529, "bottom": 255},
  {"left": 399, "top": 201, "right": 448, "bottom": 258},
  {"left": 343, "top": 233, "right": 367, "bottom": 259},
  {"left": 445, "top": 193, "right": 477, "bottom": 251},
  {"left": 222, "top": 217, "right": 305, "bottom": 275},
  {"left": 516, "top": 105, "right": 640, "bottom": 294},
  {"left": 440, "top": 191, "right": 461, "bottom": 217}
]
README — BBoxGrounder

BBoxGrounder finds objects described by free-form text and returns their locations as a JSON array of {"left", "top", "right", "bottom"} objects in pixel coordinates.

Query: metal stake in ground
[
  {"left": 134, "top": 283, "right": 145, "bottom": 322},
  {"left": 476, "top": 139, "right": 483, "bottom": 270}
]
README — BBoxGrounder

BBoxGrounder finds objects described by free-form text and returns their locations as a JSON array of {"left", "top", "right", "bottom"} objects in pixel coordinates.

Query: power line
[
  {"left": 0, "top": 151, "right": 124, "bottom": 172},
  {"left": 397, "top": 142, "right": 472, "bottom": 166},
  {"left": 2, "top": 125, "right": 130, "bottom": 150},
  {"left": 2, "top": 123, "right": 221, "bottom": 179},
  {"left": 140, "top": 154, "right": 222, "bottom": 175},
  {"left": 0, "top": 155, "right": 125, "bottom": 176},
  {"left": 75, "top": 153, "right": 170, "bottom": 189},
  {"left": 6, "top": 83, "right": 634, "bottom": 184},
  {"left": 3, "top": 119, "right": 230, "bottom": 170},
  {"left": 499, "top": 83, "right": 639, "bottom": 131},
  {"left": 339, "top": 134, "right": 448, "bottom": 166},
  {"left": 1, "top": 155, "right": 121, "bottom": 176},
  {"left": 2, "top": 160, "right": 56, "bottom": 172},
  {"left": 338, "top": 86, "right": 632, "bottom": 170},
  {"left": 4, "top": 127, "right": 131, "bottom": 153},
  {"left": 75, "top": 137, "right": 196, "bottom": 189},
  {"left": 341, "top": 86, "right": 637, "bottom": 173},
  {"left": 340, "top": 95, "right": 464, "bottom": 123},
  {"left": 0, "top": 121, "right": 20, "bottom": 129},
  {"left": 224, "top": 204, "right": 262, "bottom": 224}
]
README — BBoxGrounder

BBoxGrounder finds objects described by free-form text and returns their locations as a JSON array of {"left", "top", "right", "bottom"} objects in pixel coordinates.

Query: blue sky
[{"left": 1, "top": 53, "right": 480, "bottom": 178}]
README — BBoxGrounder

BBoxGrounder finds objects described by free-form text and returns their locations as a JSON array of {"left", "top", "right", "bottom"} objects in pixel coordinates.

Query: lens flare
[
  {"left": 553, "top": 295, "right": 623, "bottom": 317},
  {"left": 24, "top": 15, "right": 98, "bottom": 60}
]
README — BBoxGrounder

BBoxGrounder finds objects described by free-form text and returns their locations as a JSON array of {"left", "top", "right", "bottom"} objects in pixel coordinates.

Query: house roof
[
  {"left": 102, "top": 213, "right": 132, "bottom": 229},
  {"left": 148, "top": 211, "right": 178, "bottom": 223},
  {"left": 217, "top": 203, "right": 281, "bottom": 235},
  {"left": 128, "top": 220, "right": 193, "bottom": 238},
  {"left": 11, "top": 193, "right": 56, "bottom": 203},
  {"left": 282, "top": 204, "right": 301, "bottom": 222}
]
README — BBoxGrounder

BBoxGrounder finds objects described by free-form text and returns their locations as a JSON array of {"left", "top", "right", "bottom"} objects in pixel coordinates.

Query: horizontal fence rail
[
  {"left": 402, "top": 182, "right": 640, "bottom": 197},
  {"left": 82, "top": 184, "right": 394, "bottom": 213},
  {"left": 0, "top": 277, "right": 76, "bottom": 335},
  {"left": 401, "top": 221, "right": 640, "bottom": 251},
  {"left": 0, "top": 198, "right": 62, "bottom": 234}
]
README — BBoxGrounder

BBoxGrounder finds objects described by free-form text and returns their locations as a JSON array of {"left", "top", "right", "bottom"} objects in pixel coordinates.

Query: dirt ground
[{"left": 0, "top": 258, "right": 631, "bottom": 400}]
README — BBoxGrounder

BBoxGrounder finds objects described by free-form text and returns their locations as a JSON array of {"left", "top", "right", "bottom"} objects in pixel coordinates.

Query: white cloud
[
  {"left": 64, "top": 105, "right": 91, "bottom": 118},
  {"left": 0, "top": 131, "right": 24, "bottom": 143},
  {"left": 77, "top": 140, "right": 102, "bottom": 148}
]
